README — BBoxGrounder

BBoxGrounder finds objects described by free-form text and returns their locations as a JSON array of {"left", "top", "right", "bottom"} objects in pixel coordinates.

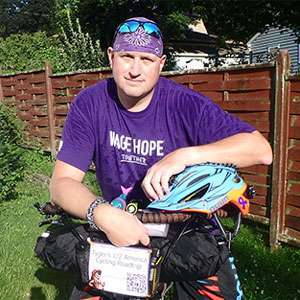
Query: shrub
[
  {"left": 0, "top": 32, "right": 66, "bottom": 74},
  {"left": 60, "top": 12, "right": 105, "bottom": 71},
  {"left": 0, "top": 103, "right": 26, "bottom": 202},
  {"left": 0, "top": 22, "right": 106, "bottom": 74}
]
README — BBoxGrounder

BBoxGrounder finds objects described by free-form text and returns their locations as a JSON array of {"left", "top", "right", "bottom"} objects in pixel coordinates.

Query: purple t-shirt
[{"left": 57, "top": 77, "right": 255, "bottom": 202}]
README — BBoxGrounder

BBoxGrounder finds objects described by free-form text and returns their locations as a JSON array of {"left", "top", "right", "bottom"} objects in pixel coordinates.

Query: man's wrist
[
  {"left": 86, "top": 196, "right": 107, "bottom": 231},
  {"left": 177, "top": 146, "right": 201, "bottom": 166}
]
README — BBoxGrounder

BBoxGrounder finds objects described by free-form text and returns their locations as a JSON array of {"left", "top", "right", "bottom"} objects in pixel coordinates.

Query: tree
[
  {"left": 76, "top": 0, "right": 300, "bottom": 50},
  {"left": 0, "top": 0, "right": 80, "bottom": 37},
  {"left": 52, "top": 0, "right": 80, "bottom": 33},
  {"left": 1, "top": 0, "right": 299, "bottom": 71},
  {"left": 0, "top": 0, "right": 56, "bottom": 37},
  {"left": 76, "top": 0, "right": 198, "bottom": 49},
  {"left": 75, "top": 0, "right": 201, "bottom": 69},
  {"left": 2, "top": 0, "right": 300, "bottom": 43},
  {"left": 203, "top": 0, "right": 300, "bottom": 43}
]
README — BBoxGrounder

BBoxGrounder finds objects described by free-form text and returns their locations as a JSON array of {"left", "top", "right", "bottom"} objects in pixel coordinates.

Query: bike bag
[
  {"left": 34, "top": 224, "right": 162, "bottom": 298},
  {"left": 34, "top": 221, "right": 229, "bottom": 285}
]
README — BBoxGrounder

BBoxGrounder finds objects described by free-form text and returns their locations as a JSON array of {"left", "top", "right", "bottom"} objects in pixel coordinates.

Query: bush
[
  {"left": 0, "top": 103, "right": 26, "bottom": 202},
  {"left": 0, "top": 32, "right": 66, "bottom": 74},
  {"left": 61, "top": 12, "right": 105, "bottom": 71},
  {"left": 0, "top": 23, "right": 106, "bottom": 74}
]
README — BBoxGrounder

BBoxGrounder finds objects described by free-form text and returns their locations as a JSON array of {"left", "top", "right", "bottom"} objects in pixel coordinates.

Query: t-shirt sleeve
[
  {"left": 56, "top": 91, "right": 95, "bottom": 172},
  {"left": 196, "top": 96, "right": 256, "bottom": 145}
]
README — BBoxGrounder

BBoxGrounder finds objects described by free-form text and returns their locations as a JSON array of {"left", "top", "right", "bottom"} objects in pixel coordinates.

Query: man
[{"left": 50, "top": 17, "right": 272, "bottom": 299}]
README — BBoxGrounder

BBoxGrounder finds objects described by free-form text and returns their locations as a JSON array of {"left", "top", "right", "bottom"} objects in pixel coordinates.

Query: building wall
[
  {"left": 173, "top": 52, "right": 211, "bottom": 70},
  {"left": 248, "top": 26, "right": 299, "bottom": 73},
  {"left": 173, "top": 52, "right": 243, "bottom": 71}
]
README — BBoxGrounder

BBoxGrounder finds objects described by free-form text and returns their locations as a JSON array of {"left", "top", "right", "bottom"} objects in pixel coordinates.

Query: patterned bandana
[{"left": 113, "top": 17, "right": 164, "bottom": 57}]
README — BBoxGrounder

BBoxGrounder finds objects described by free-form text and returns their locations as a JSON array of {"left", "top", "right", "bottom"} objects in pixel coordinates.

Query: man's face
[{"left": 107, "top": 48, "right": 166, "bottom": 104}]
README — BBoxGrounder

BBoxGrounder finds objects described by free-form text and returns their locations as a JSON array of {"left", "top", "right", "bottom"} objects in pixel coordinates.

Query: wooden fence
[{"left": 0, "top": 50, "right": 299, "bottom": 249}]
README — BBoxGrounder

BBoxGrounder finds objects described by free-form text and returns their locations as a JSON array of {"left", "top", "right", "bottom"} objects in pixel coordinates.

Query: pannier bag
[{"left": 34, "top": 222, "right": 229, "bottom": 296}]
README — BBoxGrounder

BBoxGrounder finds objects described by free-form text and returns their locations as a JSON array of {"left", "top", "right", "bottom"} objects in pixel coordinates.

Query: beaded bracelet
[{"left": 86, "top": 196, "right": 107, "bottom": 231}]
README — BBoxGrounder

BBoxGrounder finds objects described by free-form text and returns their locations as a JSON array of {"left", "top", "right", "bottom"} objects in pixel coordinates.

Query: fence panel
[
  {"left": 165, "top": 67, "right": 274, "bottom": 220},
  {"left": 282, "top": 75, "right": 300, "bottom": 245},
  {"left": 52, "top": 69, "right": 112, "bottom": 150},
  {"left": 0, "top": 69, "right": 51, "bottom": 150}
]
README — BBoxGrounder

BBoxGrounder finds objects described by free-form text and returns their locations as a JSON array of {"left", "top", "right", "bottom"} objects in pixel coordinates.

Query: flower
[{"left": 124, "top": 27, "right": 151, "bottom": 47}]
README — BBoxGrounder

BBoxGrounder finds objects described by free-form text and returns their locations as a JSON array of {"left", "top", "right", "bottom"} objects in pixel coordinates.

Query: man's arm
[
  {"left": 142, "top": 131, "right": 272, "bottom": 200},
  {"left": 50, "top": 160, "right": 96, "bottom": 218},
  {"left": 50, "top": 160, "right": 150, "bottom": 247}
]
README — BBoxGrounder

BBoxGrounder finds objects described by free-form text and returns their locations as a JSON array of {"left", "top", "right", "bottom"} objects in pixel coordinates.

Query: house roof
[
  {"left": 188, "top": 19, "right": 208, "bottom": 34},
  {"left": 168, "top": 19, "right": 219, "bottom": 54}
]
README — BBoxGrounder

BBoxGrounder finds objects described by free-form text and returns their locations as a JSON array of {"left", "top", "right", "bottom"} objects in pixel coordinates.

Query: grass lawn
[{"left": 0, "top": 150, "right": 300, "bottom": 300}]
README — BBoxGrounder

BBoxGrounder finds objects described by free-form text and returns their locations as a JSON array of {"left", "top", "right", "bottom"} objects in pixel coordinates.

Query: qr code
[{"left": 126, "top": 273, "right": 147, "bottom": 294}]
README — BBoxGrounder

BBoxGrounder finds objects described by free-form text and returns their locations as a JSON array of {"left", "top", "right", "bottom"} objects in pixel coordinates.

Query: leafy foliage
[
  {"left": 1, "top": 1, "right": 300, "bottom": 49},
  {"left": 53, "top": 0, "right": 80, "bottom": 32},
  {"left": 1, "top": 0, "right": 300, "bottom": 73},
  {"left": 0, "top": 103, "right": 26, "bottom": 202},
  {"left": 0, "top": 32, "right": 66, "bottom": 73},
  {"left": 61, "top": 11, "right": 105, "bottom": 71},
  {"left": 76, "top": 0, "right": 300, "bottom": 50},
  {"left": 0, "top": 0, "right": 56, "bottom": 37},
  {"left": 76, "top": 0, "right": 194, "bottom": 50},
  {"left": 203, "top": 0, "right": 300, "bottom": 43},
  {"left": 0, "top": 25, "right": 105, "bottom": 74}
]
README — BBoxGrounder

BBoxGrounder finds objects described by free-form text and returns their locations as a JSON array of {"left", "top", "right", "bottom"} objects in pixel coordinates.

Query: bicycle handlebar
[
  {"left": 34, "top": 201, "right": 240, "bottom": 245},
  {"left": 34, "top": 201, "right": 193, "bottom": 224},
  {"left": 34, "top": 201, "right": 232, "bottom": 224}
]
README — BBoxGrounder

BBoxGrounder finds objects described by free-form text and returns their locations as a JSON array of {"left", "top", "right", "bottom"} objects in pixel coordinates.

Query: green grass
[
  {"left": 232, "top": 222, "right": 300, "bottom": 300},
  {"left": 0, "top": 150, "right": 300, "bottom": 300}
]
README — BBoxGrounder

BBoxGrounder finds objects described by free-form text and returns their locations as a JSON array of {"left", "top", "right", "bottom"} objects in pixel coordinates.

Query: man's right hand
[{"left": 93, "top": 204, "right": 150, "bottom": 247}]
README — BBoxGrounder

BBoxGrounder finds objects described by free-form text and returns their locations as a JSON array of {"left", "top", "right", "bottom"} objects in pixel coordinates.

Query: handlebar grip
[
  {"left": 34, "top": 202, "right": 64, "bottom": 216},
  {"left": 136, "top": 211, "right": 192, "bottom": 223}
]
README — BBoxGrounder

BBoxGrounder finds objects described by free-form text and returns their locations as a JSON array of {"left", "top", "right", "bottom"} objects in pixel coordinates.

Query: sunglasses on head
[{"left": 114, "top": 20, "right": 162, "bottom": 39}]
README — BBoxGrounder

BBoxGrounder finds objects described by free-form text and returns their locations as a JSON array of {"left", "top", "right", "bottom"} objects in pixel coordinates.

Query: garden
[
  {"left": 1, "top": 2, "right": 300, "bottom": 299},
  {"left": 0, "top": 102, "right": 299, "bottom": 300}
]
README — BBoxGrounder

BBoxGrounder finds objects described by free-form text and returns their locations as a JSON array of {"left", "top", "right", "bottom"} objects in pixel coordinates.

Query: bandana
[{"left": 113, "top": 17, "right": 164, "bottom": 57}]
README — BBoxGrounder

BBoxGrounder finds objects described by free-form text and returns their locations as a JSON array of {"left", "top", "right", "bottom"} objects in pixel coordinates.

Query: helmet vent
[
  {"left": 180, "top": 183, "right": 210, "bottom": 203},
  {"left": 187, "top": 174, "right": 210, "bottom": 187}
]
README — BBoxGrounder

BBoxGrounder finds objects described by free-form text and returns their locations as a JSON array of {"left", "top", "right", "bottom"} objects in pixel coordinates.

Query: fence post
[
  {"left": 45, "top": 62, "right": 56, "bottom": 157},
  {"left": 0, "top": 75, "right": 3, "bottom": 101},
  {"left": 270, "top": 50, "right": 291, "bottom": 249}
]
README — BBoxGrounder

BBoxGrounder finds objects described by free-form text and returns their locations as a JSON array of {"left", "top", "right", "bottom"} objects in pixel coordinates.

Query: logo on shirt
[{"left": 109, "top": 130, "right": 164, "bottom": 165}]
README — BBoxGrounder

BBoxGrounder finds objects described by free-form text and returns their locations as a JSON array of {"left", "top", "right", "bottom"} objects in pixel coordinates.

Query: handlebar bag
[
  {"left": 34, "top": 223, "right": 89, "bottom": 273},
  {"left": 151, "top": 224, "right": 229, "bottom": 282},
  {"left": 34, "top": 221, "right": 229, "bottom": 285}
]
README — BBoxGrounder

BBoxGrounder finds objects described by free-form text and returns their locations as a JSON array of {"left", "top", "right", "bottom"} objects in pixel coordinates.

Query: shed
[{"left": 169, "top": 19, "right": 248, "bottom": 70}]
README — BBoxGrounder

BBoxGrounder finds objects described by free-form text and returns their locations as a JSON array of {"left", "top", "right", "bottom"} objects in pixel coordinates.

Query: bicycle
[{"left": 34, "top": 163, "right": 255, "bottom": 300}]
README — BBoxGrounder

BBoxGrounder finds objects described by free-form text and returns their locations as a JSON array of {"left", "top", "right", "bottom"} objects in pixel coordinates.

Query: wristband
[{"left": 86, "top": 197, "right": 107, "bottom": 231}]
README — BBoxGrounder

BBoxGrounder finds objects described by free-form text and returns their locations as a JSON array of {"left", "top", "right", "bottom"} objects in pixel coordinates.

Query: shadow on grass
[
  {"left": 30, "top": 287, "right": 47, "bottom": 300},
  {"left": 232, "top": 221, "right": 300, "bottom": 299},
  {"left": 34, "top": 267, "right": 76, "bottom": 300}
]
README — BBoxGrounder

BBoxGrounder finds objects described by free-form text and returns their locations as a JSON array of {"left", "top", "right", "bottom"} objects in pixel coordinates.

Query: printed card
[{"left": 88, "top": 242, "right": 152, "bottom": 297}]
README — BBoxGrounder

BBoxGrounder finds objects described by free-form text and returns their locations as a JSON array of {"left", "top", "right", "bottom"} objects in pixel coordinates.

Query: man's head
[{"left": 108, "top": 17, "right": 166, "bottom": 108}]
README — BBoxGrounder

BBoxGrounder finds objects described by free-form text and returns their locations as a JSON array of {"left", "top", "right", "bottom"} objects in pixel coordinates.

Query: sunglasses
[{"left": 114, "top": 20, "right": 162, "bottom": 39}]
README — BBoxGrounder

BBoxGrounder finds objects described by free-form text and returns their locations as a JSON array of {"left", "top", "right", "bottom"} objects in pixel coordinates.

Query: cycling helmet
[{"left": 147, "top": 162, "right": 252, "bottom": 215}]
